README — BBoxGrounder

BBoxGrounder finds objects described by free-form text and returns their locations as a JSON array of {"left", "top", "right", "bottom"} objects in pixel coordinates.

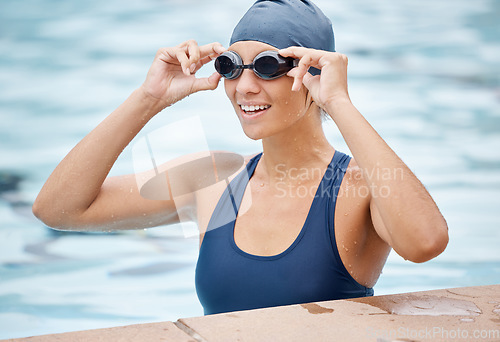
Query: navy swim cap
[
  {"left": 230, "top": 0, "right": 334, "bottom": 75},
  {"left": 230, "top": 0, "right": 334, "bottom": 51}
]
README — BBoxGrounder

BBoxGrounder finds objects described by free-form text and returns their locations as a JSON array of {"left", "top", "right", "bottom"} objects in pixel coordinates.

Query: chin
[
  {"left": 240, "top": 122, "right": 280, "bottom": 141},
  {"left": 241, "top": 127, "right": 266, "bottom": 141}
]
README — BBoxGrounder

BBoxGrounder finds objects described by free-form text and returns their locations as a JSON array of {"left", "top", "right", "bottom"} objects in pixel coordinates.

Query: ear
[
  {"left": 303, "top": 88, "right": 321, "bottom": 116},
  {"left": 304, "top": 87, "right": 313, "bottom": 107}
]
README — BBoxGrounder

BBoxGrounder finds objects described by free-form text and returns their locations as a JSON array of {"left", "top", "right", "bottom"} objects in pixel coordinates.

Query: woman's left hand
[
  {"left": 278, "top": 47, "right": 351, "bottom": 111},
  {"left": 281, "top": 48, "right": 449, "bottom": 264}
]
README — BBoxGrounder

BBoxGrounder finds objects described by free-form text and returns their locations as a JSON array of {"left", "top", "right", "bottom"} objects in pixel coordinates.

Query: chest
[{"left": 233, "top": 179, "right": 320, "bottom": 256}]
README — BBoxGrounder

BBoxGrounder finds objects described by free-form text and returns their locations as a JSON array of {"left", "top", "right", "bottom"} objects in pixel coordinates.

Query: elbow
[
  {"left": 32, "top": 199, "right": 59, "bottom": 229},
  {"left": 412, "top": 233, "right": 448, "bottom": 263},
  {"left": 406, "top": 222, "right": 449, "bottom": 263},
  {"left": 399, "top": 220, "right": 449, "bottom": 263},
  {"left": 32, "top": 198, "right": 78, "bottom": 231},
  {"left": 33, "top": 197, "right": 104, "bottom": 232},
  {"left": 32, "top": 197, "right": 49, "bottom": 224}
]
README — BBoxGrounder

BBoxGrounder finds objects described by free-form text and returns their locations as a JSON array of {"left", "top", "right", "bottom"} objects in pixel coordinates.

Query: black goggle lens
[
  {"left": 215, "top": 55, "right": 238, "bottom": 79},
  {"left": 254, "top": 55, "right": 279, "bottom": 75}
]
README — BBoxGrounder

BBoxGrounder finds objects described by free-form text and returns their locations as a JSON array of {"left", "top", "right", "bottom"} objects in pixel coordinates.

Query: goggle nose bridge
[{"left": 237, "top": 64, "right": 256, "bottom": 70}]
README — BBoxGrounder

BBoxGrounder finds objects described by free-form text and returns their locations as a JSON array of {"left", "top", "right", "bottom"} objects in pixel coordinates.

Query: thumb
[{"left": 191, "top": 72, "right": 222, "bottom": 93}]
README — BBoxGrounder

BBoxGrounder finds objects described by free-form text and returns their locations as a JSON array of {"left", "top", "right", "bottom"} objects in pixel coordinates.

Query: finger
[
  {"left": 191, "top": 72, "right": 222, "bottom": 93},
  {"left": 190, "top": 47, "right": 226, "bottom": 74},
  {"left": 193, "top": 55, "right": 215, "bottom": 72},
  {"left": 185, "top": 40, "right": 200, "bottom": 73},
  {"left": 178, "top": 42, "right": 226, "bottom": 75},
  {"left": 301, "top": 72, "right": 317, "bottom": 90},
  {"left": 187, "top": 42, "right": 227, "bottom": 74},
  {"left": 278, "top": 46, "right": 313, "bottom": 59},
  {"left": 157, "top": 47, "right": 179, "bottom": 64},
  {"left": 280, "top": 46, "right": 327, "bottom": 70},
  {"left": 197, "top": 44, "right": 224, "bottom": 68},
  {"left": 199, "top": 42, "right": 226, "bottom": 60},
  {"left": 174, "top": 47, "right": 191, "bottom": 76},
  {"left": 292, "top": 54, "right": 313, "bottom": 92}
]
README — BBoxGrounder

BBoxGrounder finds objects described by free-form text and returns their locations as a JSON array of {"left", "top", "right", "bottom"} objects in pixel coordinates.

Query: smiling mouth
[{"left": 240, "top": 104, "right": 271, "bottom": 115}]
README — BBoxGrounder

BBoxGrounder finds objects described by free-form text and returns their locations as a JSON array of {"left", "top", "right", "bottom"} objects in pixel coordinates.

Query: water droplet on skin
[
  {"left": 493, "top": 308, "right": 500, "bottom": 314},
  {"left": 344, "top": 213, "right": 349, "bottom": 216}
]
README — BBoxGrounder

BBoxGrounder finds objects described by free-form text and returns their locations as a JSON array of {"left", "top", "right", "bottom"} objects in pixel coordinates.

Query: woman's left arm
[{"left": 280, "top": 47, "right": 448, "bottom": 263}]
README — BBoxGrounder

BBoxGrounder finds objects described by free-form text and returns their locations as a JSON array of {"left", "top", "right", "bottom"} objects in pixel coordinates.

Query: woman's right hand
[
  {"left": 33, "top": 40, "right": 226, "bottom": 232},
  {"left": 140, "top": 40, "right": 225, "bottom": 110}
]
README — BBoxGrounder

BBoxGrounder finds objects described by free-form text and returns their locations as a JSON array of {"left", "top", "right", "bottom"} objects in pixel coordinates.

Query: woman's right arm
[{"left": 32, "top": 41, "right": 225, "bottom": 231}]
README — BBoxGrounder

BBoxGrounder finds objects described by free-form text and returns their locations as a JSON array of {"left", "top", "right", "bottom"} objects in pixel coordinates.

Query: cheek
[
  {"left": 224, "top": 80, "right": 242, "bottom": 114},
  {"left": 224, "top": 79, "right": 236, "bottom": 101},
  {"left": 275, "top": 87, "right": 309, "bottom": 118}
]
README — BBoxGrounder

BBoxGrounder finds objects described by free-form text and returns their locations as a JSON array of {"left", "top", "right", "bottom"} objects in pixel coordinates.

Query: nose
[{"left": 235, "top": 69, "right": 261, "bottom": 95}]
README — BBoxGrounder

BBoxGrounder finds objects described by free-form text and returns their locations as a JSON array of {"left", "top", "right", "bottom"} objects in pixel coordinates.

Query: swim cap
[{"left": 230, "top": 0, "right": 335, "bottom": 75}]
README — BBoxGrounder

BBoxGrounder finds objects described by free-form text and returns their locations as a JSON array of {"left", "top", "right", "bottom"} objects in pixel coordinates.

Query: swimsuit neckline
[{"left": 229, "top": 150, "right": 338, "bottom": 260}]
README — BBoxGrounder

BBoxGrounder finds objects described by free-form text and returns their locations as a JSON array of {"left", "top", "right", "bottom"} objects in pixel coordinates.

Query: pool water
[{"left": 1, "top": 0, "right": 499, "bottom": 339}]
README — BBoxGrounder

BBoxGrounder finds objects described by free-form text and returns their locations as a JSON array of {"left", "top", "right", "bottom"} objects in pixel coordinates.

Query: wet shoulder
[{"left": 340, "top": 158, "right": 370, "bottom": 200}]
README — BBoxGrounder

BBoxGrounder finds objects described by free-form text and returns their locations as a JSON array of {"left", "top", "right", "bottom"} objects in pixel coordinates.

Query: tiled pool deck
[{"left": 4, "top": 285, "right": 499, "bottom": 341}]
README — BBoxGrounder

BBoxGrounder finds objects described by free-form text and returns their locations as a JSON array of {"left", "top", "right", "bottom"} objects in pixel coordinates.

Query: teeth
[{"left": 241, "top": 105, "right": 270, "bottom": 112}]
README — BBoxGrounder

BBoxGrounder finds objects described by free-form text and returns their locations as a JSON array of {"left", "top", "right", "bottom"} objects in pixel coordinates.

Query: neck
[{"left": 259, "top": 109, "right": 334, "bottom": 182}]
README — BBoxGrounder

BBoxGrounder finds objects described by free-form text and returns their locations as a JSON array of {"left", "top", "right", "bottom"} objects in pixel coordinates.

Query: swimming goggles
[{"left": 215, "top": 50, "right": 299, "bottom": 80}]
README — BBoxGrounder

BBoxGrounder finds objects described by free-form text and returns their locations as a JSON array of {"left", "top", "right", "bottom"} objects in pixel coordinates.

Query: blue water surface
[{"left": 1, "top": 0, "right": 499, "bottom": 339}]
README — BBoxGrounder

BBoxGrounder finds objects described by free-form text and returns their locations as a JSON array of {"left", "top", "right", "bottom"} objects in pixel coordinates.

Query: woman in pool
[{"left": 33, "top": 0, "right": 448, "bottom": 315}]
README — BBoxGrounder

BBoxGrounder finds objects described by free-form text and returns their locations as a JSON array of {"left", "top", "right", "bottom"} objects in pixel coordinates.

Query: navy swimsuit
[{"left": 195, "top": 151, "right": 373, "bottom": 315}]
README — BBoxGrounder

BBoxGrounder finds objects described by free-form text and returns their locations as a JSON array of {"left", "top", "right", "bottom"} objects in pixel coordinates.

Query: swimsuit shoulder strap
[{"left": 205, "top": 153, "right": 262, "bottom": 232}]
